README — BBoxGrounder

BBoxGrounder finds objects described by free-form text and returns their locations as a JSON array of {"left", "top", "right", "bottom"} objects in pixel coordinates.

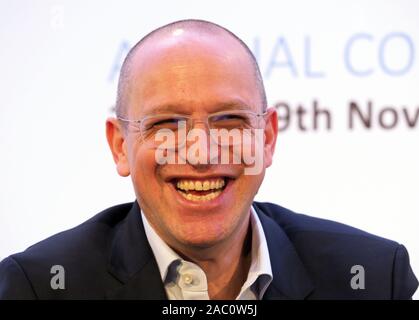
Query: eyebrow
[{"left": 143, "top": 99, "right": 252, "bottom": 115}]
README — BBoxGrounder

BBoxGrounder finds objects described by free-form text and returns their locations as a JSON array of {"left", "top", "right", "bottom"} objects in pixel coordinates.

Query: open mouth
[{"left": 172, "top": 177, "right": 229, "bottom": 202}]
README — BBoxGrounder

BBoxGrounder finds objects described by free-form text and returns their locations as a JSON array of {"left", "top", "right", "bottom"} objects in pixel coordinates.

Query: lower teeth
[{"left": 178, "top": 190, "right": 222, "bottom": 201}]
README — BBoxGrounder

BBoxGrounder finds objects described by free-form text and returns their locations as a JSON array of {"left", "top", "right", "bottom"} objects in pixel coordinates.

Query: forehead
[{"left": 126, "top": 32, "right": 260, "bottom": 116}]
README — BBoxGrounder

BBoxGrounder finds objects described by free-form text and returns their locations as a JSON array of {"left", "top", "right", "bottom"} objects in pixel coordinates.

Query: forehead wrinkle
[
  {"left": 139, "top": 99, "right": 253, "bottom": 118},
  {"left": 128, "top": 45, "right": 258, "bottom": 118}
]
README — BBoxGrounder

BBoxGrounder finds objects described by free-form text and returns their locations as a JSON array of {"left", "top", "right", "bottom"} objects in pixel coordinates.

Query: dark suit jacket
[{"left": 0, "top": 201, "right": 417, "bottom": 299}]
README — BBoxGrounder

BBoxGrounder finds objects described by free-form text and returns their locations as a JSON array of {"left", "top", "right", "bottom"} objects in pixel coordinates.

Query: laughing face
[{"left": 107, "top": 30, "right": 278, "bottom": 253}]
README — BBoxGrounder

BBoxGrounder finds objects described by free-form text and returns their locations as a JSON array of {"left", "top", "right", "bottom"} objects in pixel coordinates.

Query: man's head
[
  {"left": 115, "top": 19, "right": 267, "bottom": 118},
  {"left": 106, "top": 19, "right": 278, "bottom": 253}
]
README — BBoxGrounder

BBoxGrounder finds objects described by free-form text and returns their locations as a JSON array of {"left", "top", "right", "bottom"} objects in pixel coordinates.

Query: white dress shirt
[{"left": 141, "top": 206, "right": 273, "bottom": 300}]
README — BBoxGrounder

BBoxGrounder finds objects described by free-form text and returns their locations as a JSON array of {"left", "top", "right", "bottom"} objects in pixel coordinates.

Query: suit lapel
[
  {"left": 253, "top": 202, "right": 314, "bottom": 300},
  {"left": 106, "top": 201, "right": 167, "bottom": 299}
]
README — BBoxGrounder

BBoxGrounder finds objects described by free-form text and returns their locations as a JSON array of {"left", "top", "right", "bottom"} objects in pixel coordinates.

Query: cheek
[
  {"left": 129, "top": 146, "right": 161, "bottom": 193},
  {"left": 236, "top": 174, "right": 264, "bottom": 201}
]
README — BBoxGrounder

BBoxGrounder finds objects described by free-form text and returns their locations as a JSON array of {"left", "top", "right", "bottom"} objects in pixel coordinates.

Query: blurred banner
[{"left": 0, "top": 0, "right": 418, "bottom": 298}]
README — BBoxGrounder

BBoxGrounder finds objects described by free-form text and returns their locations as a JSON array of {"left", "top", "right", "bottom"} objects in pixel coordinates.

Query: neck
[{"left": 175, "top": 214, "right": 253, "bottom": 300}]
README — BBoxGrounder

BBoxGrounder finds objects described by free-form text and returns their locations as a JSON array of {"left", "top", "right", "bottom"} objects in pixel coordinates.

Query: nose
[{"left": 178, "top": 119, "right": 219, "bottom": 166}]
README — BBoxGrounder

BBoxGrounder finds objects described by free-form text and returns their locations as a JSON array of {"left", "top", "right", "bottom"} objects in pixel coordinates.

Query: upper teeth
[{"left": 177, "top": 179, "right": 225, "bottom": 191}]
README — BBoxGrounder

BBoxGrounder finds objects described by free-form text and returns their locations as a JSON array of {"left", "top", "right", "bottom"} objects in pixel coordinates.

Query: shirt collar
[
  {"left": 242, "top": 205, "right": 273, "bottom": 298},
  {"left": 141, "top": 213, "right": 181, "bottom": 282},
  {"left": 141, "top": 205, "right": 273, "bottom": 299}
]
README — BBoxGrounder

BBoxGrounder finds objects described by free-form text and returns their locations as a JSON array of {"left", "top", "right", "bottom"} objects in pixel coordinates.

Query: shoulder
[
  {"left": 0, "top": 202, "right": 133, "bottom": 299},
  {"left": 254, "top": 201, "right": 418, "bottom": 299},
  {"left": 254, "top": 201, "right": 398, "bottom": 247},
  {"left": 14, "top": 202, "right": 133, "bottom": 261}
]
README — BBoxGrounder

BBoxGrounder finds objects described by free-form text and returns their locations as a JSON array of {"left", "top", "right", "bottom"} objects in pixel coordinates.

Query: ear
[
  {"left": 106, "top": 118, "right": 130, "bottom": 177},
  {"left": 263, "top": 108, "right": 278, "bottom": 168}
]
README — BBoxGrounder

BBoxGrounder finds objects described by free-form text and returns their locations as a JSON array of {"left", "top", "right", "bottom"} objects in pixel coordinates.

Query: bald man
[{"left": 0, "top": 20, "right": 417, "bottom": 300}]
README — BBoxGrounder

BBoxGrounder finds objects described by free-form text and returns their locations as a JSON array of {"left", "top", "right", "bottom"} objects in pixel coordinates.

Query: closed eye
[
  {"left": 152, "top": 118, "right": 182, "bottom": 126},
  {"left": 212, "top": 114, "right": 247, "bottom": 121}
]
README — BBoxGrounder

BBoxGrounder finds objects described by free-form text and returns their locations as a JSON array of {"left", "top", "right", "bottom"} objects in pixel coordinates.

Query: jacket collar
[
  {"left": 106, "top": 201, "right": 314, "bottom": 300},
  {"left": 106, "top": 201, "right": 166, "bottom": 299},
  {"left": 253, "top": 202, "right": 314, "bottom": 300}
]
